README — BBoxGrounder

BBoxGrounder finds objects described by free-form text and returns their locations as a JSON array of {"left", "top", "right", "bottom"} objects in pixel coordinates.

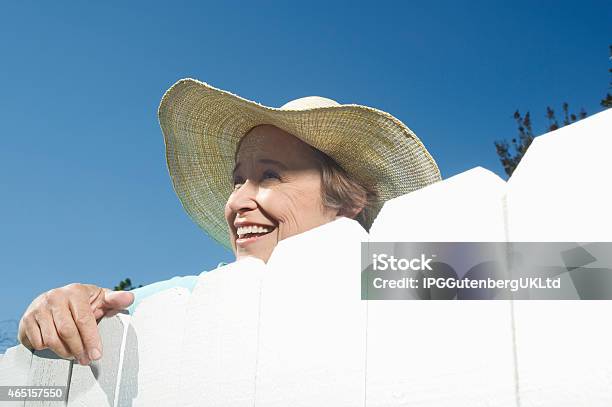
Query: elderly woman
[{"left": 17, "top": 79, "right": 440, "bottom": 366}]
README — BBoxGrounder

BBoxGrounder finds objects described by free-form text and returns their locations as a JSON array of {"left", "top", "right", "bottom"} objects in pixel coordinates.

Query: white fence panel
[
  {"left": 255, "top": 218, "right": 368, "bottom": 406},
  {"left": 118, "top": 287, "right": 191, "bottom": 407},
  {"left": 177, "top": 257, "right": 265, "bottom": 407},
  {"left": 366, "top": 167, "right": 517, "bottom": 407},
  {"left": 0, "top": 344, "right": 33, "bottom": 407},
  {"left": 67, "top": 315, "right": 127, "bottom": 407},
  {"left": 507, "top": 109, "right": 612, "bottom": 406},
  {"left": 25, "top": 349, "right": 71, "bottom": 407}
]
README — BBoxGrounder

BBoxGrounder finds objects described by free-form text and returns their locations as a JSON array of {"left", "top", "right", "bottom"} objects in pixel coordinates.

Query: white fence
[{"left": 1, "top": 109, "right": 611, "bottom": 406}]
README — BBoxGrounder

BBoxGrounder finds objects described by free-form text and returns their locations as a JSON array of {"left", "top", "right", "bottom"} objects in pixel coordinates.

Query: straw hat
[{"left": 158, "top": 78, "right": 441, "bottom": 250}]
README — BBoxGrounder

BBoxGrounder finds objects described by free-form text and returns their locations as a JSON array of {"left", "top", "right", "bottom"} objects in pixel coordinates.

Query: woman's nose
[{"left": 228, "top": 180, "right": 258, "bottom": 213}]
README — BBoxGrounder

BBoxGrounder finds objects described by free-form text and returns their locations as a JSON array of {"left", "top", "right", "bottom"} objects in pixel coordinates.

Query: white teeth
[{"left": 236, "top": 225, "right": 272, "bottom": 238}]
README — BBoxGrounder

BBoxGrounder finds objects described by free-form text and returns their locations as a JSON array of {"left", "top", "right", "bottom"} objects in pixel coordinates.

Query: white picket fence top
[{"left": 1, "top": 109, "right": 611, "bottom": 406}]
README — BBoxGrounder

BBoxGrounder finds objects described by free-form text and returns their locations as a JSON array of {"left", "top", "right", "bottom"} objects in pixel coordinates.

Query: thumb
[{"left": 103, "top": 290, "right": 135, "bottom": 310}]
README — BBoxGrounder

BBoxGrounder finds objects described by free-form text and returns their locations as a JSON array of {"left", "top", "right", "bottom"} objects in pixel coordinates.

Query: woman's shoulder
[{"left": 127, "top": 262, "right": 228, "bottom": 313}]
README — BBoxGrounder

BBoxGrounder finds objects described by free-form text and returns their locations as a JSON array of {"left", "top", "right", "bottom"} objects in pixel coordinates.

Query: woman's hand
[{"left": 17, "top": 284, "right": 134, "bottom": 365}]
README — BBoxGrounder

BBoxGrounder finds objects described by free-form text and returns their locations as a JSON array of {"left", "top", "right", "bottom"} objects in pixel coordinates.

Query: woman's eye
[
  {"left": 233, "top": 176, "right": 244, "bottom": 189},
  {"left": 262, "top": 170, "right": 281, "bottom": 181},
  {"left": 232, "top": 171, "right": 279, "bottom": 190}
]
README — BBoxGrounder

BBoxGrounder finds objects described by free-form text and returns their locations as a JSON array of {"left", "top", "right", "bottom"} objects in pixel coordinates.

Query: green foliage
[
  {"left": 494, "top": 103, "right": 586, "bottom": 178},
  {"left": 494, "top": 110, "right": 535, "bottom": 178},
  {"left": 545, "top": 103, "right": 587, "bottom": 132},
  {"left": 114, "top": 278, "right": 143, "bottom": 291},
  {"left": 495, "top": 44, "right": 611, "bottom": 178}
]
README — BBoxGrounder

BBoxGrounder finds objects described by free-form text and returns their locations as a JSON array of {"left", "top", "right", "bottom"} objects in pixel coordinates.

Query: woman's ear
[
  {"left": 339, "top": 203, "right": 365, "bottom": 219},
  {"left": 346, "top": 187, "right": 367, "bottom": 219}
]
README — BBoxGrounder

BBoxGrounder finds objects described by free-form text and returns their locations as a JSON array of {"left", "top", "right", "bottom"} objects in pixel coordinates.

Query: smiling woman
[
  {"left": 17, "top": 78, "right": 441, "bottom": 365},
  {"left": 227, "top": 124, "right": 374, "bottom": 262}
]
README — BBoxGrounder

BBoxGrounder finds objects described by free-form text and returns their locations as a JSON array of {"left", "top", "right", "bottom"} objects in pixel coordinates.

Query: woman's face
[{"left": 225, "top": 124, "right": 339, "bottom": 262}]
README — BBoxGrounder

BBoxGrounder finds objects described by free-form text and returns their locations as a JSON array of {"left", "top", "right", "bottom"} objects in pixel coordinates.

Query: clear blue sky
[{"left": 1, "top": 1, "right": 610, "bottom": 324}]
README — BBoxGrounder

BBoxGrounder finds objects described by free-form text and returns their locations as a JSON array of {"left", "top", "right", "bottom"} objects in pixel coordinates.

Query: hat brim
[{"left": 158, "top": 78, "right": 441, "bottom": 250}]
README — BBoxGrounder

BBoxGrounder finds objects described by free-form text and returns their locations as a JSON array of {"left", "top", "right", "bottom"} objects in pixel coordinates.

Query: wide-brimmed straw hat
[{"left": 158, "top": 78, "right": 441, "bottom": 250}]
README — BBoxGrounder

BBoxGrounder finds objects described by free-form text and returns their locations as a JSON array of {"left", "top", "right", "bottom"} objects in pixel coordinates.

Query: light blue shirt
[{"left": 127, "top": 262, "right": 228, "bottom": 314}]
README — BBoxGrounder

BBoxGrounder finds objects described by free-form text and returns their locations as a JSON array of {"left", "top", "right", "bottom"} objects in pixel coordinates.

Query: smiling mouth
[{"left": 235, "top": 225, "right": 277, "bottom": 245}]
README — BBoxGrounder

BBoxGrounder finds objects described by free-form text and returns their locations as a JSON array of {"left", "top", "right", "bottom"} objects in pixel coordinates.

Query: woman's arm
[
  {"left": 17, "top": 273, "right": 205, "bottom": 365},
  {"left": 18, "top": 284, "right": 133, "bottom": 365},
  {"left": 127, "top": 275, "right": 199, "bottom": 313}
]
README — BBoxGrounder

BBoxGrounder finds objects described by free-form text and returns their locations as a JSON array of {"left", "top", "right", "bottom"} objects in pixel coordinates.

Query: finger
[
  {"left": 86, "top": 289, "right": 132, "bottom": 320},
  {"left": 51, "top": 306, "right": 88, "bottom": 365},
  {"left": 102, "top": 290, "right": 134, "bottom": 312},
  {"left": 86, "top": 286, "right": 118, "bottom": 319},
  {"left": 19, "top": 315, "right": 43, "bottom": 351},
  {"left": 92, "top": 307, "right": 106, "bottom": 321},
  {"left": 69, "top": 297, "right": 102, "bottom": 362},
  {"left": 85, "top": 287, "right": 108, "bottom": 320},
  {"left": 19, "top": 333, "right": 33, "bottom": 350},
  {"left": 86, "top": 284, "right": 106, "bottom": 307},
  {"left": 34, "top": 311, "right": 72, "bottom": 360}
]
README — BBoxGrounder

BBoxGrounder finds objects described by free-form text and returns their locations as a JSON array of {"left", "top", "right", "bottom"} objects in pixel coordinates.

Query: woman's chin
[{"left": 234, "top": 234, "right": 277, "bottom": 263}]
